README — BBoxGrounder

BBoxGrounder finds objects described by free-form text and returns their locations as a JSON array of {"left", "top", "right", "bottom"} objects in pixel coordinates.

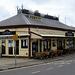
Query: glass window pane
[
  {"left": 8, "top": 40, "right": 13, "bottom": 54},
  {"left": 2, "top": 40, "right": 6, "bottom": 54}
]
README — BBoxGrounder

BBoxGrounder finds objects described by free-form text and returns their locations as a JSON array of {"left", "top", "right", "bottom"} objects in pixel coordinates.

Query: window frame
[
  {"left": 21, "top": 39, "right": 28, "bottom": 48},
  {"left": 8, "top": 40, "right": 13, "bottom": 55}
]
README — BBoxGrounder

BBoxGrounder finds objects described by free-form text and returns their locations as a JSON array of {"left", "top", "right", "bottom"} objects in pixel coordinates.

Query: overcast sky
[{"left": 0, "top": 0, "right": 75, "bottom": 27}]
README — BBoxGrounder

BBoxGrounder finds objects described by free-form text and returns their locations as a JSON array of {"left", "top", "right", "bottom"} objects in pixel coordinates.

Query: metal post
[
  {"left": 15, "top": 41, "right": 16, "bottom": 65},
  {"left": 13, "top": 34, "right": 18, "bottom": 65}
]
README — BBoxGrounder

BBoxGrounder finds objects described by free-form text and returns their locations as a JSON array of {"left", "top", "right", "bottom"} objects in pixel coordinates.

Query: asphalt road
[{"left": 0, "top": 56, "right": 75, "bottom": 75}]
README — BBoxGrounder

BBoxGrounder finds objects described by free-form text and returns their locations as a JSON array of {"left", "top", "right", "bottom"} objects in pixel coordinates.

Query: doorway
[{"left": 32, "top": 41, "right": 38, "bottom": 55}]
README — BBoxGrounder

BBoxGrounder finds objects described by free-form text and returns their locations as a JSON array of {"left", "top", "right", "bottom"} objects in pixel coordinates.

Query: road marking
[
  {"left": 68, "top": 60, "right": 72, "bottom": 62},
  {"left": 58, "top": 65, "right": 63, "bottom": 67},
  {"left": 60, "top": 62, "right": 65, "bottom": 65},
  {"left": 47, "top": 63, "right": 50, "bottom": 64},
  {"left": 0, "top": 63, "right": 51, "bottom": 72},
  {"left": 32, "top": 71, "right": 40, "bottom": 74},
  {"left": 42, "top": 63, "right": 50, "bottom": 65},
  {"left": 46, "top": 67, "right": 53, "bottom": 70},
  {"left": 66, "top": 63, "right": 71, "bottom": 64}
]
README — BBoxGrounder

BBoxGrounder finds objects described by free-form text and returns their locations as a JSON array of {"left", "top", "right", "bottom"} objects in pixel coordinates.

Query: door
[{"left": 32, "top": 41, "right": 38, "bottom": 55}]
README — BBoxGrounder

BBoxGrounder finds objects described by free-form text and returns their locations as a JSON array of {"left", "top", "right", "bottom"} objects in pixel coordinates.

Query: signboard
[
  {"left": 13, "top": 34, "right": 18, "bottom": 40},
  {"left": 65, "top": 31, "right": 74, "bottom": 36},
  {"left": 0, "top": 36, "right": 13, "bottom": 39},
  {"left": 0, "top": 35, "right": 28, "bottom": 39},
  {"left": 0, "top": 30, "right": 16, "bottom": 35}
]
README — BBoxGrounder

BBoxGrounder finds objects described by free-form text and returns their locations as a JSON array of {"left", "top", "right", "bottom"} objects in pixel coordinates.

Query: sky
[{"left": 0, "top": 0, "right": 75, "bottom": 27}]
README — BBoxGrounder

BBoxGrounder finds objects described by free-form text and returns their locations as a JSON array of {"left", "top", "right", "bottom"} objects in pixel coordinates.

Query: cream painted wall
[
  {"left": 0, "top": 28, "right": 28, "bottom": 32},
  {"left": 31, "top": 33, "right": 42, "bottom": 39},
  {"left": 19, "top": 38, "right": 29, "bottom": 57},
  {"left": 30, "top": 28, "right": 66, "bottom": 36}
]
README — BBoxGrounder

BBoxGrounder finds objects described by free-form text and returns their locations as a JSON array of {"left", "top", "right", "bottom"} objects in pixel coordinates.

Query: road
[{"left": 0, "top": 56, "right": 75, "bottom": 75}]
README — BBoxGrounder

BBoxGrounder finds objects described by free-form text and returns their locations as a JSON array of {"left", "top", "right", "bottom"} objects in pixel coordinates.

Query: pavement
[{"left": 0, "top": 53, "right": 75, "bottom": 71}]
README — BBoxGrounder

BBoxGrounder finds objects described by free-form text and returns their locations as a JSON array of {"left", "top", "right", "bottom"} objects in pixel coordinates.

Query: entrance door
[
  {"left": 2, "top": 40, "right": 6, "bottom": 54},
  {"left": 32, "top": 41, "right": 38, "bottom": 55},
  {"left": 57, "top": 39, "right": 63, "bottom": 50},
  {"left": 14, "top": 40, "right": 19, "bottom": 55}
]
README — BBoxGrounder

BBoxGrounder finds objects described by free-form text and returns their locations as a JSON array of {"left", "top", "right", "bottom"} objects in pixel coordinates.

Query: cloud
[
  {"left": 0, "top": 0, "right": 75, "bottom": 27},
  {"left": 0, "top": 5, "right": 10, "bottom": 21}
]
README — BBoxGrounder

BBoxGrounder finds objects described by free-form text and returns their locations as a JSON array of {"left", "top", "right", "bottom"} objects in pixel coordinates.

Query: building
[{"left": 0, "top": 9, "right": 75, "bottom": 58}]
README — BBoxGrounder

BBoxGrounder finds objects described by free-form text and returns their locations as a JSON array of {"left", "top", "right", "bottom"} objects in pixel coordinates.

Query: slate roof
[{"left": 0, "top": 13, "right": 74, "bottom": 31}]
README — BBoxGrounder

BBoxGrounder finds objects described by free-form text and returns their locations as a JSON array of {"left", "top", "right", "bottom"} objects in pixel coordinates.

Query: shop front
[
  {"left": 0, "top": 29, "right": 30, "bottom": 57},
  {"left": 30, "top": 28, "right": 75, "bottom": 57}
]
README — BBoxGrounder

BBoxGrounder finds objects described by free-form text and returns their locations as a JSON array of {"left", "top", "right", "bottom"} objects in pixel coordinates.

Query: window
[
  {"left": 8, "top": 40, "right": 13, "bottom": 54},
  {"left": 53, "top": 39, "right": 56, "bottom": 47},
  {"left": 2, "top": 40, "right": 6, "bottom": 54},
  {"left": 66, "top": 39, "right": 74, "bottom": 48},
  {"left": 57, "top": 39, "right": 63, "bottom": 50},
  {"left": 21, "top": 40, "right": 28, "bottom": 48}
]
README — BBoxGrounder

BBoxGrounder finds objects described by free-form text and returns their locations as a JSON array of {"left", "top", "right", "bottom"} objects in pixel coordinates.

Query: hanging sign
[{"left": 13, "top": 34, "right": 18, "bottom": 40}]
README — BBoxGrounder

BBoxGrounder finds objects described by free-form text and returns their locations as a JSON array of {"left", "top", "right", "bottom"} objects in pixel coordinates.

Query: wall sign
[
  {"left": 65, "top": 31, "right": 74, "bottom": 36},
  {"left": 0, "top": 30, "right": 16, "bottom": 35}
]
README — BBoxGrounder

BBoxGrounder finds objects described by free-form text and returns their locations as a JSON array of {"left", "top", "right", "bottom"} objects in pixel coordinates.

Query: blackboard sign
[
  {"left": 0, "top": 30, "right": 16, "bottom": 35},
  {"left": 65, "top": 31, "right": 74, "bottom": 36}
]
